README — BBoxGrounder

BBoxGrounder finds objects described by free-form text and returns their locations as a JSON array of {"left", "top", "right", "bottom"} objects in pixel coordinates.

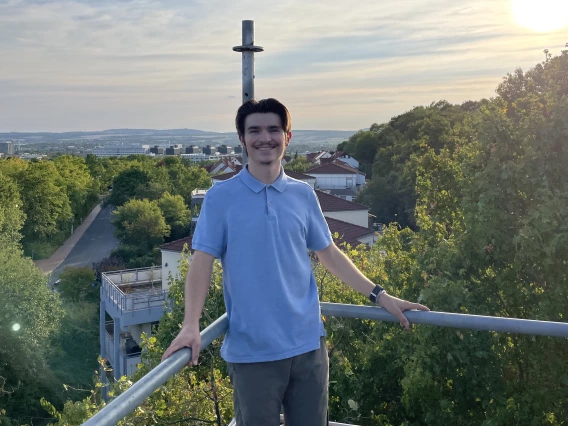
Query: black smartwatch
[{"left": 369, "top": 284, "right": 386, "bottom": 304}]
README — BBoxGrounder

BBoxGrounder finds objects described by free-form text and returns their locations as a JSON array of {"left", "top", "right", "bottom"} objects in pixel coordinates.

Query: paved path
[
  {"left": 34, "top": 204, "right": 102, "bottom": 274},
  {"left": 47, "top": 206, "right": 119, "bottom": 285}
]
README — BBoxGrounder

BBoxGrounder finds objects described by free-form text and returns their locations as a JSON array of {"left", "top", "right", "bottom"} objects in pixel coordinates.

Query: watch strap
[{"left": 369, "top": 284, "right": 385, "bottom": 303}]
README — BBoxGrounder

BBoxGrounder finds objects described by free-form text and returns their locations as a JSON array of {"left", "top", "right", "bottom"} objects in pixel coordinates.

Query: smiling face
[{"left": 240, "top": 112, "right": 291, "bottom": 167}]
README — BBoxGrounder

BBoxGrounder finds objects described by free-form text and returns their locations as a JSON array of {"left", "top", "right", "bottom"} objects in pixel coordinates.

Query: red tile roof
[
  {"left": 212, "top": 171, "right": 239, "bottom": 181},
  {"left": 284, "top": 170, "right": 316, "bottom": 180},
  {"left": 325, "top": 216, "right": 374, "bottom": 247},
  {"left": 160, "top": 236, "right": 193, "bottom": 252},
  {"left": 315, "top": 190, "right": 368, "bottom": 212},
  {"left": 306, "top": 151, "right": 326, "bottom": 163},
  {"left": 307, "top": 162, "right": 365, "bottom": 176}
]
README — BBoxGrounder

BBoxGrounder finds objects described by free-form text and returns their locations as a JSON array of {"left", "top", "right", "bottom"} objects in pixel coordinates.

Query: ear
[
  {"left": 238, "top": 134, "right": 246, "bottom": 146},
  {"left": 285, "top": 131, "right": 292, "bottom": 147}
]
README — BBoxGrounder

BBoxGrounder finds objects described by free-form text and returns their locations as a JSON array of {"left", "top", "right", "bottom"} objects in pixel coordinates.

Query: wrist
[
  {"left": 182, "top": 320, "right": 199, "bottom": 330},
  {"left": 369, "top": 284, "right": 386, "bottom": 304}
]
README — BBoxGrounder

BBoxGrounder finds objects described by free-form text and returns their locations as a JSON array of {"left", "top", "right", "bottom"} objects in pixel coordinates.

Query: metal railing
[
  {"left": 102, "top": 267, "right": 168, "bottom": 313},
  {"left": 83, "top": 302, "right": 568, "bottom": 426}
]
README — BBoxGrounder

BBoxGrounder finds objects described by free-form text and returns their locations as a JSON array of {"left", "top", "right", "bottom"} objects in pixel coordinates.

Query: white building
[
  {"left": 94, "top": 145, "right": 149, "bottom": 157},
  {"left": 305, "top": 163, "right": 366, "bottom": 201},
  {"left": 180, "top": 153, "right": 220, "bottom": 163}
]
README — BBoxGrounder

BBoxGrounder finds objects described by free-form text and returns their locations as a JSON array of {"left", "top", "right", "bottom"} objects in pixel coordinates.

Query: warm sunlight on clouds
[
  {"left": 0, "top": 0, "right": 566, "bottom": 132},
  {"left": 512, "top": 0, "right": 568, "bottom": 32}
]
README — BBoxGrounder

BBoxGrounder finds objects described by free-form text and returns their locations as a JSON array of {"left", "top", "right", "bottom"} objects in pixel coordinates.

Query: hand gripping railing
[{"left": 83, "top": 303, "right": 568, "bottom": 426}]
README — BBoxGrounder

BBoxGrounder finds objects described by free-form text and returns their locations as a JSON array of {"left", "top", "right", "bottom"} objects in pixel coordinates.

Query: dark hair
[{"left": 235, "top": 98, "right": 292, "bottom": 137}]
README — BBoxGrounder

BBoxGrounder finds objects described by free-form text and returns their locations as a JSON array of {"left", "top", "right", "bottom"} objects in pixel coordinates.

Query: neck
[{"left": 247, "top": 161, "right": 282, "bottom": 185}]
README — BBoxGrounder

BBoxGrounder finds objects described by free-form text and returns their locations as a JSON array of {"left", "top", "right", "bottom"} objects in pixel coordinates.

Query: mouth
[{"left": 254, "top": 145, "right": 276, "bottom": 151}]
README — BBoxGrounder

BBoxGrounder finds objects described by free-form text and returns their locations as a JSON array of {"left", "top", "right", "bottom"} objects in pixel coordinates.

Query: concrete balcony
[
  {"left": 104, "top": 322, "right": 142, "bottom": 377},
  {"left": 101, "top": 267, "right": 168, "bottom": 326}
]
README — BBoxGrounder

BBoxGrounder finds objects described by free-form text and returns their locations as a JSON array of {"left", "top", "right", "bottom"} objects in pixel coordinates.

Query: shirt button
[{"left": 268, "top": 202, "right": 272, "bottom": 207}]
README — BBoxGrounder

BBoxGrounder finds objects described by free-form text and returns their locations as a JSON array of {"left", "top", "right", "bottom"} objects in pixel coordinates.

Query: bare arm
[
  {"left": 162, "top": 250, "right": 215, "bottom": 365},
  {"left": 315, "top": 243, "right": 429, "bottom": 329}
]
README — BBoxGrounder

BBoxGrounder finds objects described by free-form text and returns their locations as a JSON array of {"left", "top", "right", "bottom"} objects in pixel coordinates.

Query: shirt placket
[{"left": 266, "top": 186, "right": 276, "bottom": 220}]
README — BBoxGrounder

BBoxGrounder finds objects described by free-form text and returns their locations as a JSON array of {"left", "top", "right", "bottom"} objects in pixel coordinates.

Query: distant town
[{"left": 0, "top": 128, "right": 357, "bottom": 160}]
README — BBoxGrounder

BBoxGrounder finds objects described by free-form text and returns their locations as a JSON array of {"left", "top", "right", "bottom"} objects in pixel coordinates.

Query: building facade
[
  {"left": 94, "top": 145, "right": 149, "bottom": 157},
  {"left": 0, "top": 141, "right": 14, "bottom": 155}
]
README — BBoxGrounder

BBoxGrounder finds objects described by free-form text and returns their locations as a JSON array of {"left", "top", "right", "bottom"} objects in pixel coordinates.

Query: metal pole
[
  {"left": 233, "top": 20, "right": 263, "bottom": 103},
  {"left": 83, "top": 314, "right": 229, "bottom": 426},
  {"left": 320, "top": 303, "right": 568, "bottom": 338},
  {"left": 233, "top": 20, "right": 263, "bottom": 165}
]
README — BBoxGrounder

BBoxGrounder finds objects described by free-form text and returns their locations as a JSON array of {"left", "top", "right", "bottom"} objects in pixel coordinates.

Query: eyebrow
[{"left": 246, "top": 125, "right": 282, "bottom": 131}]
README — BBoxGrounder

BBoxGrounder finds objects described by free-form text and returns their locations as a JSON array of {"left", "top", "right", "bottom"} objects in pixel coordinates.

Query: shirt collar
[{"left": 239, "top": 165, "right": 288, "bottom": 193}]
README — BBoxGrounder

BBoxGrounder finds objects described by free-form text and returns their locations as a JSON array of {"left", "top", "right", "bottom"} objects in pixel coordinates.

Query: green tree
[
  {"left": 53, "top": 156, "right": 92, "bottom": 218},
  {"left": 48, "top": 301, "right": 100, "bottom": 402},
  {"left": 284, "top": 156, "right": 311, "bottom": 173},
  {"left": 112, "top": 199, "right": 170, "bottom": 251},
  {"left": 56, "top": 266, "right": 98, "bottom": 303},
  {"left": 107, "top": 168, "right": 151, "bottom": 207},
  {"left": 18, "top": 161, "right": 73, "bottom": 239},
  {"left": 0, "top": 171, "right": 26, "bottom": 247},
  {"left": 157, "top": 192, "right": 191, "bottom": 241},
  {"left": 0, "top": 246, "right": 64, "bottom": 424}
]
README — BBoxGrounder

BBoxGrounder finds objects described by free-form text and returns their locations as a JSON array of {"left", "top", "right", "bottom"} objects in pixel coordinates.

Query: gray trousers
[{"left": 227, "top": 336, "right": 329, "bottom": 426}]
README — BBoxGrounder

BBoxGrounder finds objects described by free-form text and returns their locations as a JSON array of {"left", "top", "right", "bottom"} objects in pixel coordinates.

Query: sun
[{"left": 512, "top": 0, "right": 568, "bottom": 32}]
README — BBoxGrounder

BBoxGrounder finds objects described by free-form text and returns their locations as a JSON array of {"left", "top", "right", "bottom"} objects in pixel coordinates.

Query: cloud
[{"left": 0, "top": 0, "right": 565, "bottom": 132}]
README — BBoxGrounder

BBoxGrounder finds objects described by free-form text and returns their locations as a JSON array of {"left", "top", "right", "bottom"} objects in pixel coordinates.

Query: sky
[{"left": 0, "top": 0, "right": 566, "bottom": 133}]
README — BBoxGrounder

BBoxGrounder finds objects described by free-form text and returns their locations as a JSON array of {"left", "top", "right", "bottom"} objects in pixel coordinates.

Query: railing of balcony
[
  {"left": 83, "top": 303, "right": 568, "bottom": 426},
  {"left": 102, "top": 267, "right": 168, "bottom": 313},
  {"left": 103, "top": 321, "right": 142, "bottom": 377}
]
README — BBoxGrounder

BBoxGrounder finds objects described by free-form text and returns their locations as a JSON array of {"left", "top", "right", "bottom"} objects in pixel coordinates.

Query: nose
[{"left": 257, "top": 129, "right": 272, "bottom": 143}]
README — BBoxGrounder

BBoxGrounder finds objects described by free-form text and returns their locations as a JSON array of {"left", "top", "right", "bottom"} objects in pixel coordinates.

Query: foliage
[
  {"left": 0, "top": 246, "right": 64, "bottom": 424},
  {"left": 48, "top": 302, "right": 100, "bottom": 403},
  {"left": 17, "top": 161, "right": 74, "bottom": 239},
  {"left": 157, "top": 192, "right": 191, "bottom": 241},
  {"left": 92, "top": 256, "right": 126, "bottom": 282},
  {"left": 53, "top": 156, "right": 93, "bottom": 219},
  {"left": 112, "top": 199, "right": 170, "bottom": 251},
  {"left": 56, "top": 266, "right": 98, "bottom": 303},
  {"left": 0, "top": 172, "right": 26, "bottom": 247},
  {"left": 284, "top": 156, "right": 311, "bottom": 173},
  {"left": 107, "top": 168, "right": 151, "bottom": 207}
]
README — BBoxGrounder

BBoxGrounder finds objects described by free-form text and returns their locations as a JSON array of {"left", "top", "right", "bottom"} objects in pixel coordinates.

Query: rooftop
[
  {"left": 316, "top": 190, "right": 369, "bottom": 212},
  {"left": 160, "top": 236, "right": 193, "bottom": 253},
  {"left": 307, "top": 162, "right": 365, "bottom": 176},
  {"left": 325, "top": 216, "right": 375, "bottom": 247}
]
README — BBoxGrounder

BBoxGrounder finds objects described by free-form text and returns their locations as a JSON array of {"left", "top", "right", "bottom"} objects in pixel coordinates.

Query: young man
[{"left": 162, "top": 98, "right": 429, "bottom": 425}]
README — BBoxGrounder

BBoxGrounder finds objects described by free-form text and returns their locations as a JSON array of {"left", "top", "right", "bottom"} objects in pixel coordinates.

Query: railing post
[{"left": 113, "top": 318, "right": 121, "bottom": 380}]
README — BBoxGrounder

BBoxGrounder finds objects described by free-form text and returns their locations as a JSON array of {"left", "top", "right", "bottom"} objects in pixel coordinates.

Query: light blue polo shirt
[{"left": 192, "top": 166, "right": 332, "bottom": 363}]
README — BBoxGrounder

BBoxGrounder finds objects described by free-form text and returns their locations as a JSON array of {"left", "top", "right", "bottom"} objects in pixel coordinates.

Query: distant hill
[{"left": 0, "top": 128, "right": 357, "bottom": 146}]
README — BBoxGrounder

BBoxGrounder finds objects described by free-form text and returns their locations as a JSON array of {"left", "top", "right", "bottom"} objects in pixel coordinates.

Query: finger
[
  {"left": 391, "top": 307, "right": 410, "bottom": 330},
  {"left": 191, "top": 344, "right": 200, "bottom": 366},
  {"left": 400, "top": 302, "right": 430, "bottom": 312},
  {"left": 414, "top": 303, "right": 430, "bottom": 311},
  {"left": 161, "top": 341, "right": 185, "bottom": 362}
]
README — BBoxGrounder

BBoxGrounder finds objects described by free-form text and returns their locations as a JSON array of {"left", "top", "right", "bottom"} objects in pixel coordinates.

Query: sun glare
[{"left": 512, "top": 0, "right": 568, "bottom": 32}]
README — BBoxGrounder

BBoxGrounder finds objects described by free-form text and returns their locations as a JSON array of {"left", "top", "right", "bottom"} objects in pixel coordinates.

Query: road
[{"left": 49, "top": 206, "right": 118, "bottom": 284}]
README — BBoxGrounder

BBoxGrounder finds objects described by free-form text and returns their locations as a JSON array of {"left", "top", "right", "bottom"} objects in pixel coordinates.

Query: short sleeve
[
  {"left": 191, "top": 190, "right": 226, "bottom": 258},
  {"left": 306, "top": 189, "right": 333, "bottom": 252}
]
